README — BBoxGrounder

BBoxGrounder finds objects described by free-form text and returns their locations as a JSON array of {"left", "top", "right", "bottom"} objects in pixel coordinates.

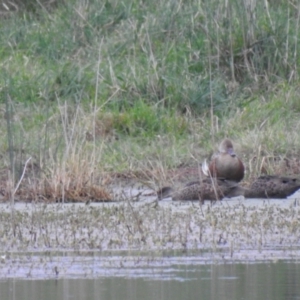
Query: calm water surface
[
  {"left": 1, "top": 253, "right": 300, "bottom": 300},
  {"left": 1, "top": 198, "right": 300, "bottom": 299}
]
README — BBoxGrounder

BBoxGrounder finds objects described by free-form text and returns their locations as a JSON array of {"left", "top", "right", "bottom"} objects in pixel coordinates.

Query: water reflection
[{"left": 1, "top": 259, "right": 300, "bottom": 300}]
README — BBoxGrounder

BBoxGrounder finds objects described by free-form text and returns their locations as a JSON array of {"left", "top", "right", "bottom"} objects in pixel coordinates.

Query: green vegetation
[{"left": 0, "top": 0, "right": 300, "bottom": 201}]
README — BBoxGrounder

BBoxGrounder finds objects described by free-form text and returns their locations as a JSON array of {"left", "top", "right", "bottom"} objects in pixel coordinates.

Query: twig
[{"left": 13, "top": 157, "right": 32, "bottom": 195}]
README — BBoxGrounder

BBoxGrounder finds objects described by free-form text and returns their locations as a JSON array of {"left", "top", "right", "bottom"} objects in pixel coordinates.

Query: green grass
[
  {"left": 2, "top": 0, "right": 299, "bottom": 109},
  {"left": 0, "top": 0, "right": 300, "bottom": 200}
]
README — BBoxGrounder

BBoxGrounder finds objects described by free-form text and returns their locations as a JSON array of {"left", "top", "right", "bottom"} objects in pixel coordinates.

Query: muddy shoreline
[
  {"left": 1, "top": 187, "right": 300, "bottom": 279},
  {"left": 1, "top": 187, "right": 300, "bottom": 251}
]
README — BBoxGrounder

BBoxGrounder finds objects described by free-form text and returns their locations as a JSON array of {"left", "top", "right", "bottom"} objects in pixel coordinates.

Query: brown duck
[
  {"left": 203, "top": 138, "right": 244, "bottom": 182},
  {"left": 157, "top": 178, "right": 244, "bottom": 202},
  {"left": 244, "top": 175, "right": 300, "bottom": 198}
]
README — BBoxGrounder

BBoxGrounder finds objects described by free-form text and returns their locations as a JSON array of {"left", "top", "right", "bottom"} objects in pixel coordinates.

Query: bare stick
[{"left": 13, "top": 157, "right": 32, "bottom": 196}]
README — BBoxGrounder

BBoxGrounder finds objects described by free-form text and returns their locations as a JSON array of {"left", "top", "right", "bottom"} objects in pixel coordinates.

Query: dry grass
[
  {"left": 1, "top": 96, "right": 300, "bottom": 203},
  {"left": 1, "top": 0, "right": 300, "bottom": 202}
]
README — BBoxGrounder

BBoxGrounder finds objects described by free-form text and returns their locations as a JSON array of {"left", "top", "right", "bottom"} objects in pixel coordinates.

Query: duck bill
[{"left": 227, "top": 148, "right": 236, "bottom": 157}]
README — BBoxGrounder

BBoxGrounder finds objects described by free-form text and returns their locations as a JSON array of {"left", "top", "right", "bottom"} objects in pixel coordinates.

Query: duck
[
  {"left": 244, "top": 175, "right": 300, "bottom": 198},
  {"left": 202, "top": 138, "right": 244, "bottom": 182},
  {"left": 157, "top": 177, "right": 245, "bottom": 203}
]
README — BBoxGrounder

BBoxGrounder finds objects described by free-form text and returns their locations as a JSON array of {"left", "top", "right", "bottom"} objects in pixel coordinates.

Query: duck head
[{"left": 219, "top": 138, "right": 236, "bottom": 157}]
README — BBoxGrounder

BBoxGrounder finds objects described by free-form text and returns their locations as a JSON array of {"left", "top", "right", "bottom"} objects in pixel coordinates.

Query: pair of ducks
[{"left": 158, "top": 139, "right": 300, "bottom": 202}]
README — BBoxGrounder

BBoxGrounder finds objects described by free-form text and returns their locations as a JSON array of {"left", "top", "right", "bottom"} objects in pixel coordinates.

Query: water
[
  {"left": 0, "top": 252, "right": 300, "bottom": 300},
  {"left": 1, "top": 190, "right": 300, "bottom": 300}
]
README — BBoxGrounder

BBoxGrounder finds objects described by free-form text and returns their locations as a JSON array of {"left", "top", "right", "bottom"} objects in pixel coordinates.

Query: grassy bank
[{"left": 0, "top": 0, "right": 300, "bottom": 202}]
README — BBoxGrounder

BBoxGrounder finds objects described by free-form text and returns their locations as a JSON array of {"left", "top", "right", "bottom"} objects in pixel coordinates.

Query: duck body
[
  {"left": 245, "top": 175, "right": 300, "bottom": 198},
  {"left": 157, "top": 175, "right": 300, "bottom": 201},
  {"left": 205, "top": 139, "right": 244, "bottom": 182},
  {"left": 157, "top": 178, "right": 244, "bottom": 202}
]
